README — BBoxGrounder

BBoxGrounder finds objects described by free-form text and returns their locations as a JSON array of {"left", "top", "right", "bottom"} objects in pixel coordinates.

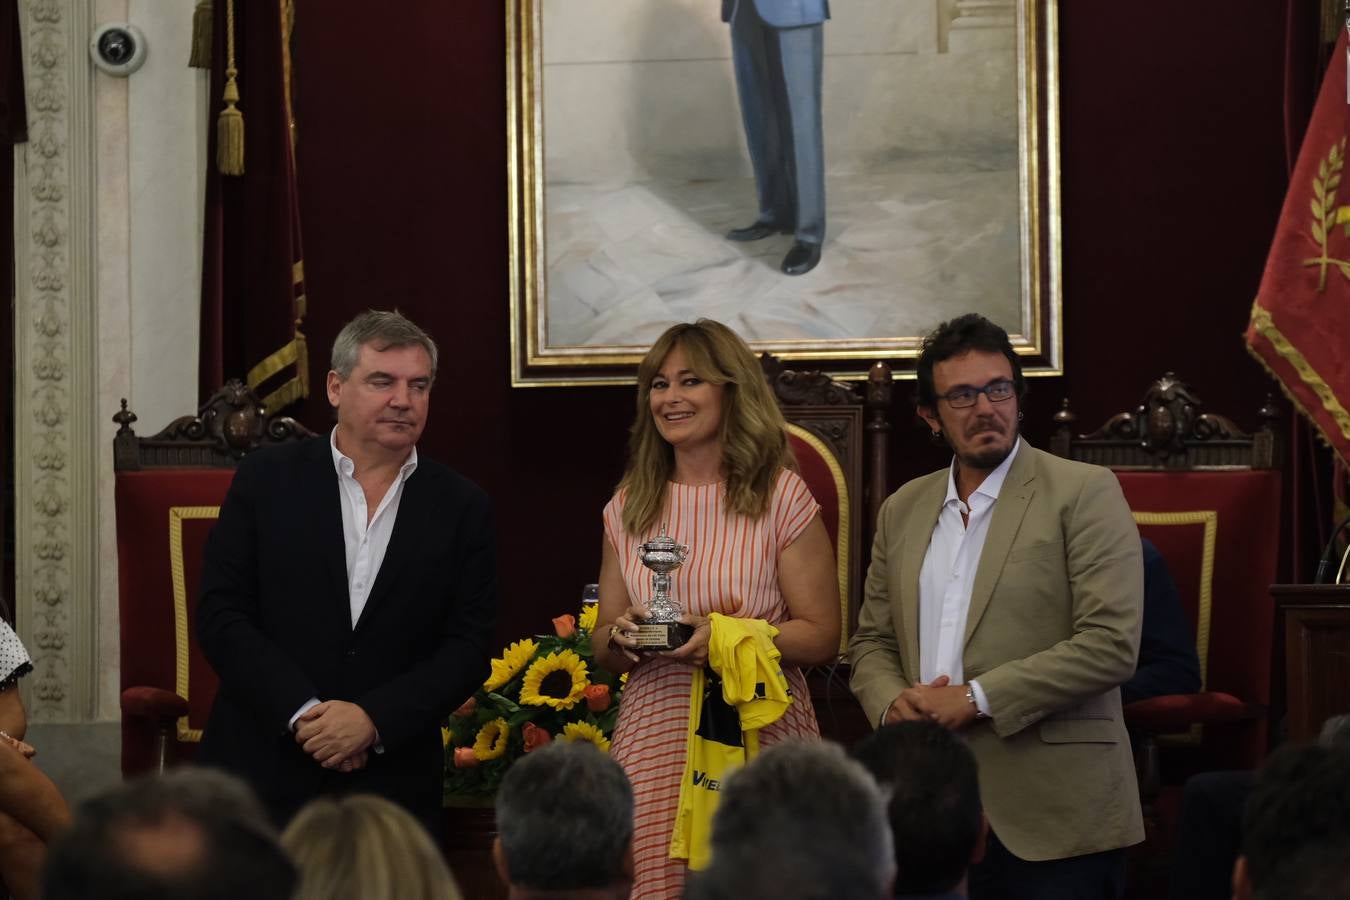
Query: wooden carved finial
[
  {"left": 865, "top": 361, "right": 893, "bottom": 415},
  {"left": 113, "top": 399, "right": 137, "bottom": 435},
  {"left": 1257, "top": 392, "right": 1280, "bottom": 431},
  {"left": 1053, "top": 397, "right": 1076, "bottom": 429}
]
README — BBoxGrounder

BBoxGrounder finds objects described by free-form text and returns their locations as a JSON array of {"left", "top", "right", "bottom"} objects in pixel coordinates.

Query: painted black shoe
[
  {"left": 781, "top": 241, "right": 821, "bottom": 276},
  {"left": 725, "top": 221, "right": 790, "bottom": 242}
]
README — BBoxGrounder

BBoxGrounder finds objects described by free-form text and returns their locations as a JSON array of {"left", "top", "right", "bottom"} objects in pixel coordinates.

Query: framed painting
[{"left": 508, "top": 0, "right": 1061, "bottom": 386}]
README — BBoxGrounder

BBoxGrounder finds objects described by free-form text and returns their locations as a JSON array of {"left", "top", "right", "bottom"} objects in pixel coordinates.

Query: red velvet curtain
[
  {"left": 0, "top": 0, "right": 25, "bottom": 625},
  {"left": 199, "top": 0, "right": 308, "bottom": 412}
]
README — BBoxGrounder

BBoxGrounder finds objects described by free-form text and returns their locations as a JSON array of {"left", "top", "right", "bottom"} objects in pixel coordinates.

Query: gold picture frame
[{"left": 508, "top": 0, "right": 1061, "bottom": 386}]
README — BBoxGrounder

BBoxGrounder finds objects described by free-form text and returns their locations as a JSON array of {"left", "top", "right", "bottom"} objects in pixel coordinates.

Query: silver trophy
[{"left": 635, "top": 527, "right": 693, "bottom": 650}]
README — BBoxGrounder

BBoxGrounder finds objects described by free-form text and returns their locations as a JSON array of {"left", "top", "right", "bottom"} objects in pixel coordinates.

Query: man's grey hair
[
  {"left": 495, "top": 741, "right": 634, "bottom": 890},
  {"left": 42, "top": 766, "right": 296, "bottom": 900},
  {"left": 330, "top": 310, "right": 439, "bottom": 381},
  {"left": 690, "top": 739, "right": 896, "bottom": 899},
  {"left": 1319, "top": 713, "right": 1350, "bottom": 748}
]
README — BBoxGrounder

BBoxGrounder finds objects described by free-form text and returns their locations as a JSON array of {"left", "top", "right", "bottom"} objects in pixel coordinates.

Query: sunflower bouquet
[{"left": 443, "top": 600, "right": 626, "bottom": 798}]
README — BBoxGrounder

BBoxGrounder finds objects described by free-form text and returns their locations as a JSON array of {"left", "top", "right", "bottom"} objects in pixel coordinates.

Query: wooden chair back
[{"left": 114, "top": 381, "right": 315, "bottom": 775}]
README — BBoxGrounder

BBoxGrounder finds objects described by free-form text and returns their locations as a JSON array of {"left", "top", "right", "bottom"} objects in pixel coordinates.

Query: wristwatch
[{"left": 965, "top": 684, "right": 990, "bottom": 720}]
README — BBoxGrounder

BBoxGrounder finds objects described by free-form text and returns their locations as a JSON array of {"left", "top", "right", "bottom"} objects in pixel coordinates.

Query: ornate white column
[{"left": 13, "top": 0, "right": 100, "bottom": 721}]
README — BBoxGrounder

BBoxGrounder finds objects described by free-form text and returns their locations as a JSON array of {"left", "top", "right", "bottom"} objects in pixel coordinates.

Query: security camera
[{"left": 90, "top": 23, "right": 147, "bottom": 76}]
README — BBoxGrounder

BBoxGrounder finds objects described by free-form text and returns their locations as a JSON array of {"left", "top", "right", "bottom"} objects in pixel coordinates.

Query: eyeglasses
[{"left": 938, "top": 379, "right": 1016, "bottom": 409}]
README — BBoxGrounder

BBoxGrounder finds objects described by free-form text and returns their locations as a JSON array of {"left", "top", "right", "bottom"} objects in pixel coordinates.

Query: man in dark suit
[
  {"left": 1121, "top": 538, "right": 1201, "bottom": 705},
  {"left": 197, "top": 310, "right": 495, "bottom": 834},
  {"left": 721, "top": 0, "right": 829, "bottom": 276}
]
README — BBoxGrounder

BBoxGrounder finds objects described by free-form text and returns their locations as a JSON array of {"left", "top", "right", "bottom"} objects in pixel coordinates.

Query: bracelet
[{"left": 964, "top": 685, "right": 990, "bottom": 720}]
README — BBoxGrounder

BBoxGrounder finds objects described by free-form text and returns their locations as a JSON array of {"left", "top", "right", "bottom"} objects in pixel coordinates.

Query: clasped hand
[
  {"left": 0, "top": 733, "right": 35, "bottom": 759},
  {"left": 294, "top": 700, "right": 376, "bottom": 772},
  {"left": 609, "top": 605, "right": 712, "bottom": 668},
  {"left": 884, "top": 675, "right": 979, "bottom": 731}
]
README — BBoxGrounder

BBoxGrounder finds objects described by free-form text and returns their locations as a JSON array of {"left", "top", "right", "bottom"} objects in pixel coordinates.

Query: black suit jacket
[
  {"left": 196, "top": 437, "right": 495, "bottom": 828},
  {"left": 1121, "top": 538, "right": 1201, "bottom": 705}
]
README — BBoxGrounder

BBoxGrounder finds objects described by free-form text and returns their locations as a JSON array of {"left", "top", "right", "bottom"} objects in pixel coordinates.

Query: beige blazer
[{"left": 848, "top": 443, "right": 1145, "bottom": 861}]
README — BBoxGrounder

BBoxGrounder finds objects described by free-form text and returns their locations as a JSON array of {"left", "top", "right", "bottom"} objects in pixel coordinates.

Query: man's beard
[
  {"left": 949, "top": 414, "right": 1017, "bottom": 471},
  {"left": 958, "top": 442, "right": 1014, "bottom": 471}
]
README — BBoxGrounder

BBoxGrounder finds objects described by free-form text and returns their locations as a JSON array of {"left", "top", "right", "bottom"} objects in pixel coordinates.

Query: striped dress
[{"left": 602, "top": 469, "right": 823, "bottom": 899}]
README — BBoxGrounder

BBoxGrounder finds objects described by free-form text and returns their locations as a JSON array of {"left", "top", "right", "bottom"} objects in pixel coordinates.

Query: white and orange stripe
[{"left": 603, "top": 469, "right": 822, "bottom": 899}]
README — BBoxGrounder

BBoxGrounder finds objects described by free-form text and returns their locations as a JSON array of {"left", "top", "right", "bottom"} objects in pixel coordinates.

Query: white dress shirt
[
  {"left": 917, "top": 438, "right": 1022, "bottom": 717},
  {"left": 330, "top": 430, "right": 419, "bottom": 628},
  {"left": 288, "top": 429, "right": 418, "bottom": 731}
]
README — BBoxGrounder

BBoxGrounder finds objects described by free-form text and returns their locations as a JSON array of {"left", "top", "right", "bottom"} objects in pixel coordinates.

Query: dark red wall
[{"left": 290, "top": 2, "right": 1303, "bottom": 643}]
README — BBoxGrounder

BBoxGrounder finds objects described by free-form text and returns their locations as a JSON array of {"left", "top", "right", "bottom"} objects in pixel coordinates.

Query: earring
[
  {"left": 1017, "top": 411, "right": 1024, "bottom": 421},
  {"left": 931, "top": 429, "right": 942, "bottom": 438}
]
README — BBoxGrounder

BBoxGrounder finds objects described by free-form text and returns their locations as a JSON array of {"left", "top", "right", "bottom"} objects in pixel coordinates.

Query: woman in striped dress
[{"left": 591, "top": 319, "right": 840, "bottom": 899}]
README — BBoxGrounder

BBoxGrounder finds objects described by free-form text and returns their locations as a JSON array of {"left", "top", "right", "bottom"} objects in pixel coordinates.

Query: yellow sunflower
[
  {"left": 519, "top": 650, "right": 589, "bottom": 710},
  {"left": 578, "top": 603, "right": 598, "bottom": 634},
  {"left": 562, "top": 721, "right": 611, "bottom": 752},
  {"left": 483, "top": 638, "right": 539, "bottom": 692},
  {"left": 472, "top": 718, "right": 510, "bottom": 761}
]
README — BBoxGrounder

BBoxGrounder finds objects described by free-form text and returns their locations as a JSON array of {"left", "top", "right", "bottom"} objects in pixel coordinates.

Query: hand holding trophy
[{"left": 634, "top": 528, "right": 694, "bottom": 650}]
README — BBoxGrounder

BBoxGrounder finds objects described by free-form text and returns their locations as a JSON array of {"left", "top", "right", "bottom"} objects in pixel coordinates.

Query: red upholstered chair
[
  {"left": 1050, "top": 374, "right": 1283, "bottom": 826},
  {"left": 114, "top": 381, "right": 316, "bottom": 776},
  {"left": 761, "top": 355, "right": 892, "bottom": 744}
]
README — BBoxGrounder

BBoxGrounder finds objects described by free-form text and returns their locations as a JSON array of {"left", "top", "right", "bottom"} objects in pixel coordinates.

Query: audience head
[
  {"left": 281, "top": 793, "right": 461, "bottom": 900},
  {"left": 1233, "top": 742, "right": 1350, "bottom": 900},
  {"left": 689, "top": 739, "right": 895, "bottom": 900},
  {"left": 41, "top": 766, "right": 296, "bottom": 900},
  {"left": 494, "top": 740, "right": 634, "bottom": 896},
  {"left": 853, "top": 721, "right": 986, "bottom": 896},
  {"left": 621, "top": 319, "right": 794, "bottom": 533}
]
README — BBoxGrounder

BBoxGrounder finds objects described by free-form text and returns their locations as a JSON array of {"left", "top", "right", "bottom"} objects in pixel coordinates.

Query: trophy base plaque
[{"left": 633, "top": 622, "right": 694, "bottom": 651}]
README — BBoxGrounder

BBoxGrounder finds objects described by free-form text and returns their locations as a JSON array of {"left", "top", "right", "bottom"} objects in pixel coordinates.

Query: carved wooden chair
[
  {"left": 114, "top": 381, "right": 315, "bottom": 775},
  {"left": 760, "top": 355, "right": 892, "bottom": 744},
  {"left": 1050, "top": 373, "right": 1282, "bottom": 834}
]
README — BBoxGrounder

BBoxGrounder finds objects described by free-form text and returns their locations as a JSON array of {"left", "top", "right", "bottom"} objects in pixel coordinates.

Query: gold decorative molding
[
  {"left": 785, "top": 424, "right": 850, "bottom": 656},
  {"left": 169, "top": 506, "right": 219, "bottom": 742},
  {"left": 1133, "top": 510, "right": 1217, "bottom": 745}
]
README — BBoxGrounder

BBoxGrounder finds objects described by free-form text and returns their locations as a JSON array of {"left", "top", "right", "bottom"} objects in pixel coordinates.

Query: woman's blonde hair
[
  {"left": 281, "top": 794, "right": 463, "bottom": 900},
  {"left": 619, "top": 319, "right": 794, "bottom": 535}
]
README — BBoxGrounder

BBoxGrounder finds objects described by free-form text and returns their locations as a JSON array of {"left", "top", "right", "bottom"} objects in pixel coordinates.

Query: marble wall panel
[{"left": 128, "top": 0, "right": 204, "bottom": 434}]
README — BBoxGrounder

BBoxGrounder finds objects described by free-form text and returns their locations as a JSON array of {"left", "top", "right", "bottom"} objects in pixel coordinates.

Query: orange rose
[
  {"left": 522, "top": 722, "right": 553, "bottom": 753},
  {"left": 552, "top": 614, "right": 577, "bottom": 638},
  {"left": 584, "top": 683, "right": 611, "bottom": 713},
  {"left": 452, "top": 697, "right": 477, "bottom": 717},
  {"left": 452, "top": 746, "right": 479, "bottom": 768}
]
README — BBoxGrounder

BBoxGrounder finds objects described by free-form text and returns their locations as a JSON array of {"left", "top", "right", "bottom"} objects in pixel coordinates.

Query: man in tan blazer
[{"left": 849, "top": 314, "right": 1144, "bottom": 899}]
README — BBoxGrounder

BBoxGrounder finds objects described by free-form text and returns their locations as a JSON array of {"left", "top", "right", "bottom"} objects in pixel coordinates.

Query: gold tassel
[
  {"left": 188, "top": 0, "right": 212, "bottom": 69},
  {"left": 216, "top": 0, "right": 244, "bottom": 175}
]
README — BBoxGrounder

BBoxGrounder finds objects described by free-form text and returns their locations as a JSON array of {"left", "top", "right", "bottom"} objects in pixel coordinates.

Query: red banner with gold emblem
[{"left": 1247, "top": 29, "right": 1350, "bottom": 467}]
